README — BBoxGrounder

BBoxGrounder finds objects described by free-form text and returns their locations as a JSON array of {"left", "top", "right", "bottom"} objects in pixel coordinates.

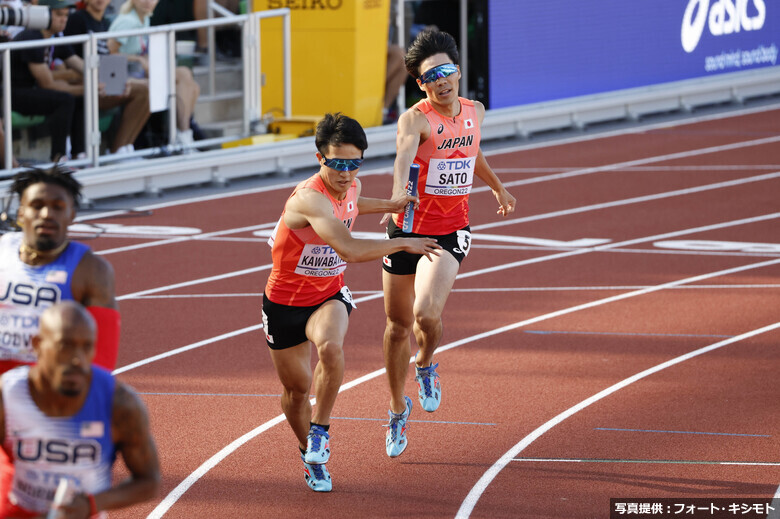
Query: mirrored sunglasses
[
  {"left": 322, "top": 156, "right": 364, "bottom": 171},
  {"left": 418, "top": 63, "right": 458, "bottom": 84}
]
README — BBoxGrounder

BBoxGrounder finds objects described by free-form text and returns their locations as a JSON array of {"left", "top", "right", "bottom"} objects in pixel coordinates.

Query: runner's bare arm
[
  {"left": 291, "top": 189, "right": 440, "bottom": 262},
  {"left": 71, "top": 252, "right": 118, "bottom": 309},
  {"left": 390, "top": 109, "right": 430, "bottom": 198},
  {"left": 473, "top": 149, "right": 516, "bottom": 217},
  {"left": 379, "top": 109, "right": 430, "bottom": 226},
  {"left": 53, "top": 382, "right": 159, "bottom": 517},
  {"left": 101, "top": 382, "right": 159, "bottom": 511},
  {"left": 358, "top": 193, "right": 420, "bottom": 215},
  {"left": 470, "top": 100, "right": 517, "bottom": 216}
]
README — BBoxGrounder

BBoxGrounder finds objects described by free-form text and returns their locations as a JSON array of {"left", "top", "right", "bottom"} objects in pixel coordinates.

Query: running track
[{"left": 72, "top": 104, "right": 780, "bottom": 518}]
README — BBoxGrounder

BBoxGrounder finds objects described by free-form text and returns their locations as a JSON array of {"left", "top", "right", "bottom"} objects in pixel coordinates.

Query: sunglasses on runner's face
[
  {"left": 418, "top": 63, "right": 458, "bottom": 84},
  {"left": 322, "top": 156, "right": 364, "bottom": 171}
]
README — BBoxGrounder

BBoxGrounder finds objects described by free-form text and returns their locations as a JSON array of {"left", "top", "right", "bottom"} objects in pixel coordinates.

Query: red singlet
[
  {"left": 265, "top": 174, "right": 359, "bottom": 307},
  {"left": 393, "top": 97, "right": 481, "bottom": 235}
]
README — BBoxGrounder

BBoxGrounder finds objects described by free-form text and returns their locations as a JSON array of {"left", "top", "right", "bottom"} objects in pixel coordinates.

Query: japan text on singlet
[
  {"left": 265, "top": 174, "right": 359, "bottom": 307},
  {"left": 0, "top": 233, "right": 88, "bottom": 364},
  {"left": 0, "top": 366, "right": 114, "bottom": 517},
  {"left": 392, "top": 97, "right": 481, "bottom": 235}
]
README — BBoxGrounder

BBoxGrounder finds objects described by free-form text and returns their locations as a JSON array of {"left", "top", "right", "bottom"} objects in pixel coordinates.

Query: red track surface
[{"left": 75, "top": 105, "right": 780, "bottom": 518}]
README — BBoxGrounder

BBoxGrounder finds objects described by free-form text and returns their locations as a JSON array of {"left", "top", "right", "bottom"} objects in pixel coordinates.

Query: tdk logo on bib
[
  {"left": 682, "top": 0, "right": 767, "bottom": 52},
  {"left": 425, "top": 158, "right": 475, "bottom": 196},
  {"left": 295, "top": 244, "right": 346, "bottom": 277}
]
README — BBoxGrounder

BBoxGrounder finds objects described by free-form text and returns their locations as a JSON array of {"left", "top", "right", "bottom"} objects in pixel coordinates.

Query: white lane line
[
  {"left": 513, "top": 458, "right": 780, "bottom": 466},
  {"left": 461, "top": 212, "right": 780, "bottom": 280},
  {"left": 112, "top": 325, "right": 263, "bottom": 375},
  {"left": 124, "top": 284, "right": 780, "bottom": 299},
  {"left": 453, "top": 284, "right": 780, "bottom": 292},
  {"left": 117, "top": 211, "right": 780, "bottom": 371},
  {"left": 471, "top": 170, "right": 780, "bottom": 231},
  {"left": 85, "top": 162, "right": 780, "bottom": 255},
  {"left": 96, "top": 223, "right": 277, "bottom": 256},
  {"left": 146, "top": 257, "right": 780, "bottom": 518},
  {"left": 471, "top": 136, "right": 780, "bottom": 196},
  {"left": 494, "top": 165, "right": 780, "bottom": 173},
  {"left": 455, "top": 320, "right": 780, "bottom": 519},
  {"left": 116, "top": 264, "right": 273, "bottom": 301},
  {"left": 114, "top": 291, "right": 385, "bottom": 374}
]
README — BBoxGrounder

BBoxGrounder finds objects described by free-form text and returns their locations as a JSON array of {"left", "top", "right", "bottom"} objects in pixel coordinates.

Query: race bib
[
  {"left": 424, "top": 157, "right": 475, "bottom": 196},
  {"left": 0, "top": 304, "right": 39, "bottom": 362},
  {"left": 454, "top": 229, "right": 472, "bottom": 257},
  {"left": 294, "top": 244, "right": 346, "bottom": 277},
  {"left": 340, "top": 286, "right": 356, "bottom": 309}
]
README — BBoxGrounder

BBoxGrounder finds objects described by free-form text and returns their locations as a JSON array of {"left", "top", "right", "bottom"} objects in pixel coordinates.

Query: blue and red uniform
[{"left": 0, "top": 365, "right": 115, "bottom": 518}]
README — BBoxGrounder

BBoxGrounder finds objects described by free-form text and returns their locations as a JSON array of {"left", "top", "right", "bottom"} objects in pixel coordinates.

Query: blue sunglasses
[
  {"left": 322, "top": 155, "right": 364, "bottom": 171},
  {"left": 418, "top": 63, "right": 458, "bottom": 84}
]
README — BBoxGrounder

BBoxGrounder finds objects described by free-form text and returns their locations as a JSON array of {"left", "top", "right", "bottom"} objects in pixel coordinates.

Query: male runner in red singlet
[
  {"left": 381, "top": 30, "right": 517, "bottom": 458},
  {"left": 0, "top": 166, "right": 121, "bottom": 374},
  {"left": 262, "top": 113, "right": 441, "bottom": 492}
]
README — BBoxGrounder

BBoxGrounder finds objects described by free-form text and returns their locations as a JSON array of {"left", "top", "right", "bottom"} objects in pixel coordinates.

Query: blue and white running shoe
[
  {"left": 385, "top": 395, "right": 412, "bottom": 458},
  {"left": 415, "top": 362, "right": 441, "bottom": 412},
  {"left": 304, "top": 424, "right": 330, "bottom": 464},
  {"left": 302, "top": 455, "right": 332, "bottom": 492}
]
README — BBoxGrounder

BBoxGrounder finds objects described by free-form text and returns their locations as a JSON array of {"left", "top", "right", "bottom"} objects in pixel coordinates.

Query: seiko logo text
[{"left": 682, "top": 0, "right": 766, "bottom": 52}]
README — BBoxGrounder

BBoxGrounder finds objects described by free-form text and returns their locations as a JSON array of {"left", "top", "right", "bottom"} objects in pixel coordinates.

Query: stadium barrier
[{"left": 0, "top": 8, "right": 291, "bottom": 171}]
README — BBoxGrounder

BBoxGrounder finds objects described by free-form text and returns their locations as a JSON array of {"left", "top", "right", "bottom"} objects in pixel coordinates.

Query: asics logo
[{"left": 682, "top": 0, "right": 767, "bottom": 53}]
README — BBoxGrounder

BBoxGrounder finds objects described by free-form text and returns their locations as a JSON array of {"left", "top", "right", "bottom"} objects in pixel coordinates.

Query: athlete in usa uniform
[
  {"left": 1, "top": 365, "right": 115, "bottom": 517},
  {"left": 0, "top": 166, "right": 120, "bottom": 375},
  {"left": 0, "top": 233, "right": 90, "bottom": 366},
  {"left": 262, "top": 113, "right": 440, "bottom": 492},
  {"left": 0, "top": 302, "right": 159, "bottom": 518},
  {"left": 381, "top": 29, "right": 517, "bottom": 458}
]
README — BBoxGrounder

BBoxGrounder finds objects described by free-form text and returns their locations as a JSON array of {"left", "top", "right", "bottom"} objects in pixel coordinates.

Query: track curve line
[
  {"left": 455, "top": 320, "right": 780, "bottom": 518},
  {"left": 146, "top": 256, "right": 780, "bottom": 517}
]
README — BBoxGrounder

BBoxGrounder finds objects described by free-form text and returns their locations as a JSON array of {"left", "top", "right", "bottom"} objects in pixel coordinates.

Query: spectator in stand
[
  {"left": 63, "top": 0, "right": 151, "bottom": 155},
  {"left": 108, "top": 0, "right": 201, "bottom": 148},
  {"left": 9, "top": 0, "right": 85, "bottom": 162},
  {"left": 152, "top": 0, "right": 240, "bottom": 56},
  {"left": 192, "top": 0, "right": 240, "bottom": 55}
]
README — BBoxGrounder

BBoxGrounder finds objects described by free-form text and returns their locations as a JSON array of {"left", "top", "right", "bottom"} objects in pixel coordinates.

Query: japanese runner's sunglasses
[
  {"left": 418, "top": 63, "right": 458, "bottom": 84},
  {"left": 322, "top": 156, "right": 364, "bottom": 171}
]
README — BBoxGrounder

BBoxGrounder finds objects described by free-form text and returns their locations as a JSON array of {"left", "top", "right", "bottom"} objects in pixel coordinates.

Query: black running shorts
[
  {"left": 262, "top": 286, "right": 355, "bottom": 350},
  {"left": 382, "top": 219, "right": 471, "bottom": 276}
]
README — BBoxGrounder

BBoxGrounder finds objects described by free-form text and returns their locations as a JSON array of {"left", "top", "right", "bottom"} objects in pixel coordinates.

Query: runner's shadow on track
[{"left": 516, "top": 465, "right": 777, "bottom": 495}]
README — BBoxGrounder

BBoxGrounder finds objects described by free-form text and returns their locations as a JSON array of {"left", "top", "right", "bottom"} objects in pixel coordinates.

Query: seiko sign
[{"left": 682, "top": 0, "right": 767, "bottom": 52}]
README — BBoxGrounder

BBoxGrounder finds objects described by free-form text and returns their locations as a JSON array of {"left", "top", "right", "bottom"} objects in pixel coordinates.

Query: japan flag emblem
[{"left": 464, "top": 119, "right": 474, "bottom": 129}]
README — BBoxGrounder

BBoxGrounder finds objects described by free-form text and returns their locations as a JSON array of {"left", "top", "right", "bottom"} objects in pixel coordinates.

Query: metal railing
[{"left": 1, "top": 8, "right": 291, "bottom": 171}]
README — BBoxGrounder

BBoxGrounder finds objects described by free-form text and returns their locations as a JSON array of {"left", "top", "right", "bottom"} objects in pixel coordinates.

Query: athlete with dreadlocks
[{"left": 0, "top": 165, "right": 120, "bottom": 373}]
